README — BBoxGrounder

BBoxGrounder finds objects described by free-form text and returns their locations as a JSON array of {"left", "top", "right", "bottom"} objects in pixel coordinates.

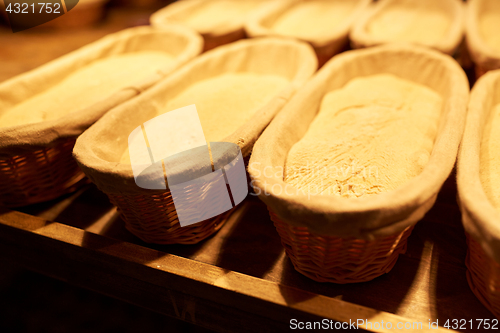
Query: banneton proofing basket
[
  {"left": 249, "top": 44, "right": 469, "bottom": 283},
  {"left": 150, "top": 0, "right": 269, "bottom": 52},
  {"left": 457, "top": 70, "right": 500, "bottom": 318},
  {"left": 73, "top": 38, "right": 317, "bottom": 244},
  {"left": 466, "top": 0, "right": 500, "bottom": 79},
  {"left": 350, "top": 0, "right": 464, "bottom": 56},
  {"left": 245, "top": 0, "right": 371, "bottom": 67},
  {"left": 0, "top": 26, "right": 203, "bottom": 208}
]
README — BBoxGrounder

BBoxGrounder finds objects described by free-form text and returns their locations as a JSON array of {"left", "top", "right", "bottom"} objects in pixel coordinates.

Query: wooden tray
[{"left": 0, "top": 171, "right": 496, "bottom": 332}]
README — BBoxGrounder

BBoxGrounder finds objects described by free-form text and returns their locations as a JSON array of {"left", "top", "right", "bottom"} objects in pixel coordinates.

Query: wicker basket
[
  {"left": 466, "top": 234, "right": 500, "bottom": 318},
  {"left": 457, "top": 69, "right": 500, "bottom": 318},
  {"left": 151, "top": 0, "right": 270, "bottom": 52},
  {"left": 107, "top": 184, "right": 232, "bottom": 245},
  {"left": 270, "top": 211, "right": 413, "bottom": 283},
  {"left": 245, "top": 0, "right": 370, "bottom": 67},
  {"left": 465, "top": 0, "right": 500, "bottom": 79},
  {"left": 73, "top": 38, "right": 317, "bottom": 244},
  {"left": 0, "top": 140, "right": 86, "bottom": 207},
  {"left": 0, "top": 26, "right": 202, "bottom": 208},
  {"left": 249, "top": 44, "right": 469, "bottom": 283},
  {"left": 350, "top": 0, "right": 464, "bottom": 56}
]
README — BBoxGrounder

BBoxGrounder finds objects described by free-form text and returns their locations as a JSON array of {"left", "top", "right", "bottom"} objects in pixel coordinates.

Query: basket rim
[
  {"left": 458, "top": 69, "right": 500, "bottom": 264},
  {"left": 350, "top": 0, "right": 465, "bottom": 56},
  {"left": 0, "top": 25, "right": 203, "bottom": 157},
  {"left": 249, "top": 43, "right": 469, "bottom": 238},
  {"left": 245, "top": 0, "right": 371, "bottom": 49}
]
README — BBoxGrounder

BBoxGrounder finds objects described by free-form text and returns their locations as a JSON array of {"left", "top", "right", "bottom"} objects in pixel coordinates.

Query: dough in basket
[
  {"left": 178, "top": 0, "right": 263, "bottom": 34},
  {"left": 271, "top": 0, "right": 357, "bottom": 40},
  {"left": 0, "top": 51, "right": 175, "bottom": 127},
  {"left": 119, "top": 72, "right": 289, "bottom": 164},
  {"left": 366, "top": 0, "right": 451, "bottom": 45},
  {"left": 285, "top": 74, "right": 442, "bottom": 198}
]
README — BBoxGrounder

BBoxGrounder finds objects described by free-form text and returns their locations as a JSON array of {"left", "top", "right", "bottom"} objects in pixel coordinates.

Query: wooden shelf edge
[{"left": 0, "top": 207, "right": 453, "bottom": 333}]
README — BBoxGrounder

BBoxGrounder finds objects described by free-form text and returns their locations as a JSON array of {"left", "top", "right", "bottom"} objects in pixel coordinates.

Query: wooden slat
[{"left": 6, "top": 180, "right": 495, "bottom": 331}]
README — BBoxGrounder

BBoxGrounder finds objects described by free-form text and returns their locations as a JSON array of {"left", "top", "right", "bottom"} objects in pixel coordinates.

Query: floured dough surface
[
  {"left": 366, "top": 0, "right": 451, "bottom": 45},
  {"left": 480, "top": 2, "right": 500, "bottom": 53},
  {"left": 0, "top": 51, "right": 175, "bottom": 127},
  {"left": 119, "top": 72, "right": 289, "bottom": 164},
  {"left": 285, "top": 74, "right": 442, "bottom": 198},
  {"left": 271, "top": 0, "right": 356, "bottom": 40},
  {"left": 181, "top": 0, "right": 262, "bottom": 33},
  {"left": 480, "top": 103, "right": 500, "bottom": 209}
]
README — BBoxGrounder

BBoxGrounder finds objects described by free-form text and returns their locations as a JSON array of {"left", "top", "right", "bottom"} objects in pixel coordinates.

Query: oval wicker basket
[
  {"left": 151, "top": 0, "right": 269, "bottom": 52},
  {"left": 465, "top": 0, "right": 500, "bottom": 79},
  {"left": 270, "top": 211, "right": 414, "bottom": 283},
  {"left": 0, "top": 26, "right": 202, "bottom": 208},
  {"left": 245, "top": 0, "right": 371, "bottom": 67},
  {"left": 73, "top": 38, "right": 317, "bottom": 244},
  {"left": 249, "top": 44, "right": 469, "bottom": 283},
  {"left": 350, "top": 0, "right": 464, "bottom": 56},
  {"left": 458, "top": 69, "right": 500, "bottom": 318}
]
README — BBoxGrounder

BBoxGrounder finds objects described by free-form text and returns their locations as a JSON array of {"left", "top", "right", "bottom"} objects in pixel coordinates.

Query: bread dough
[
  {"left": 271, "top": 0, "right": 356, "bottom": 40},
  {"left": 0, "top": 51, "right": 175, "bottom": 127},
  {"left": 480, "top": 103, "right": 500, "bottom": 209},
  {"left": 366, "top": 0, "right": 451, "bottom": 45},
  {"left": 180, "top": 0, "right": 263, "bottom": 34},
  {"left": 285, "top": 74, "right": 442, "bottom": 198},
  {"left": 119, "top": 73, "right": 289, "bottom": 164},
  {"left": 479, "top": 2, "right": 500, "bottom": 53}
]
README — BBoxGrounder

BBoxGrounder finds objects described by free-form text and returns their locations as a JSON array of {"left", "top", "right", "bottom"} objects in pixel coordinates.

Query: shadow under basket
[
  {"left": 106, "top": 184, "right": 232, "bottom": 245},
  {"left": 466, "top": 233, "right": 500, "bottom": 318},
  {"left": 269, "top": 210, "right": 414, "bottom": 283},
  {"left": 0, "top": 139, "right": 86, "bottom": 208}
]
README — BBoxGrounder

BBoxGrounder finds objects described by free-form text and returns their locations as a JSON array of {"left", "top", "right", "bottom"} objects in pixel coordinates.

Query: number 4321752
[
  {"left": 5, "top": 3, "right": 62, "bottom": 14},
  {"left": 444, "top": 319, "right": 498, "bottom": 330}
]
